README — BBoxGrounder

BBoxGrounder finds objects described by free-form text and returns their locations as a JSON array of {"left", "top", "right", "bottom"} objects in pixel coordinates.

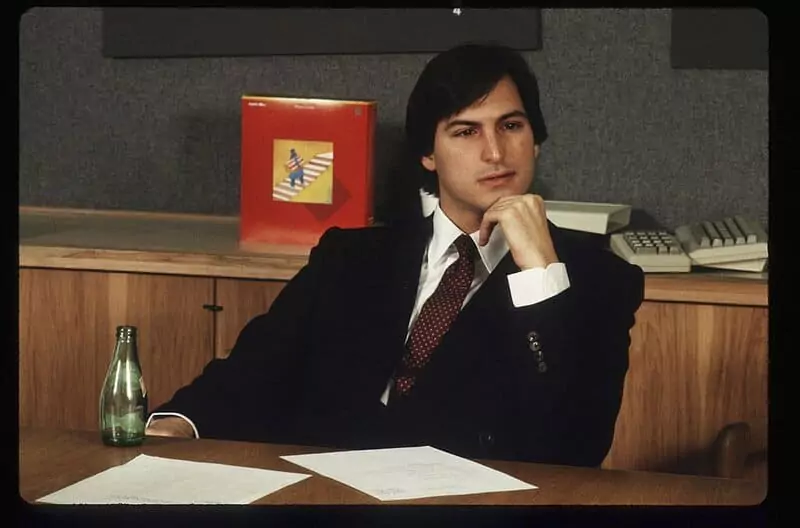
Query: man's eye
[
  {"left": 454, "top": 128, "right": 476, "bottom": 137},
  {"left": 503, "top": 121, "right": 524, "bottom": 130}
]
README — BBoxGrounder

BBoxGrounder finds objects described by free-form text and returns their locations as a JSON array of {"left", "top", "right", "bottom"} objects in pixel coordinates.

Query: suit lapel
[{"left": 366, "top": 216, "right": 433, "bottom": 385}]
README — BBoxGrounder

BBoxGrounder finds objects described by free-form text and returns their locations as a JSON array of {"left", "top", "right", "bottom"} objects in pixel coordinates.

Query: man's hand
[
  {"left": 145, "top": 417, "right": 195, "bottom": 438},
  {"left": 478, "top": 194, "right": 559, "bottom": 270}
]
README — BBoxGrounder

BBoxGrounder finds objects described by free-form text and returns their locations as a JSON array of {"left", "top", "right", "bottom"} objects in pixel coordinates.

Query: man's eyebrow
[{"left": 443, "top": 110, "right": 529, "bottom": 130}]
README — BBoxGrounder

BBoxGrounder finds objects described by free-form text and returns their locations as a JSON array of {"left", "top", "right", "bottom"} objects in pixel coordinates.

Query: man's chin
[{"left": 483, "top": 186, "right": 525, "bottom": 203}]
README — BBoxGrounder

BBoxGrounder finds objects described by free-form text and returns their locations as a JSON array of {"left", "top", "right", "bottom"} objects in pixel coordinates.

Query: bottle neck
[{"left": 113, "top": 327, "right": 139, "bottom": 362}]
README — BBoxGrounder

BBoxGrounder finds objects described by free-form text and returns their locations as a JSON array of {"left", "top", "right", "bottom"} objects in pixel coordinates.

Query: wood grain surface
[
  {"left": 603, "top": 301, "right": 768, "bottom": 479},
  {"left": 19, "top": 269, "right": 216, "bottom": 429},
  {"left": 214, "top": 278, "right": 288, "bottom": 359},
  {"left": 19, "top": 428, "right": 766, "bottom": 506},
  {"left": 19, "top": 206, "right": 311, "bottom": 280}
]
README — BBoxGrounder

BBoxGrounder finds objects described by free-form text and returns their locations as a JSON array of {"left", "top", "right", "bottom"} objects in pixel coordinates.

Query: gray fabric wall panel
[
  {"left": 19, "top": 8, "right": 768, "bottom": 230},
  {"left": 671, "top": 8, "right": 767, "bottom": 70}
]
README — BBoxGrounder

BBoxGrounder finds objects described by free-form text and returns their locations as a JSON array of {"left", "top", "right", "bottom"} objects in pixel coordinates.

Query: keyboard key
[
  {"left": 734, "top": 215, "right": 759, "bottom": 244},
  {"left": 689, "top": 224, "right": 710, "bottom": 247},
  {"left": 723, "top": 217, "right": 746, "bottom": 245},
  {"left": 703, "top": 221, "right": 723, "bottom": 247},
  {"left": 713, "top": 220, "right": 734, "bottom": 246}
]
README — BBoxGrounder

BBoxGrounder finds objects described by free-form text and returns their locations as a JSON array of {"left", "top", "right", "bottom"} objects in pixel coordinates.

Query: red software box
[{"left": 240, "top": 95, "right": 377, "bottom": 250}]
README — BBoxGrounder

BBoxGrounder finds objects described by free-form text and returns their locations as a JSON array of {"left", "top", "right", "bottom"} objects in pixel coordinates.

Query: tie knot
[{"left": 454, "top": 234, "right": 477, "bottom": 262}]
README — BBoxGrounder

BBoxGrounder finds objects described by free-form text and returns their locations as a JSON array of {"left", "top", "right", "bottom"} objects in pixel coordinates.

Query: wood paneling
[
  {"left": 19, "top": 269, "right": 110, "bottom": 431},
  {"left": 214, "top": 279, "right": 287, "bottom": 359},
  {"left": 114, "top": 273, "right": 216, "bottom": 411},
  {"left": 603, "top": 301, "right": 768, "bottom": 477},
  {"left": 19, "top": 269, "right": 215, "bottom": 430}
]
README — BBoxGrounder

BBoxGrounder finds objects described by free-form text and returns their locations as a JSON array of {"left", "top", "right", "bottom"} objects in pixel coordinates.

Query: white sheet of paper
[
  {"left": 36, "top": 454, "right": 311, "bottom": 505},
  {"left": 281, "top": 445, "right": 537, "bottom": 501}
]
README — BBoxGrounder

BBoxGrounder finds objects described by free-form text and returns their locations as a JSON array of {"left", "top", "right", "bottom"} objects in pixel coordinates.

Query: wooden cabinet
[
  {"left": 18, "top": 207, "right": 769, "bottom": 481},
  {"left": 20, "top": 265, "right": 768, "bottom": 482},
  {"left": 603, "top": 301, "right": 768, "bottom": 477},
  {"left": 214, "top": 279, "right": 287, "bottom": 359},
  {"left": 19, "top": 268, "right": 216, "bottom": 430},
  {"left": 18, "top": 267, "right": 289, "bottom": 431}
]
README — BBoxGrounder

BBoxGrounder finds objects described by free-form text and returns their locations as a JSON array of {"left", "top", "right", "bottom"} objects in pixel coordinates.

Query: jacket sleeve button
[{"left": 537, "top": 361, "right": 548, "bottom": 373}]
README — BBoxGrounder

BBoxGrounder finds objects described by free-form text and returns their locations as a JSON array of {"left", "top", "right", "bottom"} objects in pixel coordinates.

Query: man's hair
[{"left": 405, "top": 42, "right": 548, "bottom": 196}]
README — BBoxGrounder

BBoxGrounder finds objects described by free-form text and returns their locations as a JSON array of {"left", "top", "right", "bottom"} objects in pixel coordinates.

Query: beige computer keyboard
[
  {"left": 674, "top": 215, "right": 768, "bottom": 267},
  {"left": 610, "top": 215, "right": 768, "bottom": 273},
  {"left": 609, "top": 230, "right": 692, "bottom": 272}
]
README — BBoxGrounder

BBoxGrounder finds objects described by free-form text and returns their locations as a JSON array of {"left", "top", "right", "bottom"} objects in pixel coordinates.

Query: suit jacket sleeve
[
  {"left": 151, "top": 227, "right": 345, "bottom": 442},
  {"left": 501, "top": 245, "right": 645, "bottom": 466}
]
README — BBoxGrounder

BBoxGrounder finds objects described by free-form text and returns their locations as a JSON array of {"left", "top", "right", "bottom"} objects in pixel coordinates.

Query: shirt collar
[{"left": 428, "top": 204, "right": 509, "bottom": 273}]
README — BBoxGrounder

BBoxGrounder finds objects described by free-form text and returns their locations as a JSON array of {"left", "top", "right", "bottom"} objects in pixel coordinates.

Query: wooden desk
[
  {"left": 18, "top": 206, "right": 769, "bottom": 480},
  {"left": 19, "top": 428, "right": 765, "bottom": 506}
]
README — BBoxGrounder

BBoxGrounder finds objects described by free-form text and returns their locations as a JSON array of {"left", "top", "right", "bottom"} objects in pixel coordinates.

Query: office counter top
[
  {"left": 18, "top": 206, "right": 311, "bottom": 282},
  {"left": 18, "top": 206, "right": 768, "bottom": 307}
]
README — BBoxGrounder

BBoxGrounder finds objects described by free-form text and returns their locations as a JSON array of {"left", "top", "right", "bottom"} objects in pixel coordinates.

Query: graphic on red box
[
  {"left": 240, "top": 95, "right": 376, "bottom": 249},
  {"left": 272, "top": 139, "right": 334, "bottom": 205}
]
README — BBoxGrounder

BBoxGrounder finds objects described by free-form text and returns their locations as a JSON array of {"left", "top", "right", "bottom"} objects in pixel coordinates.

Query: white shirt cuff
[
  {"left": 146, "top": 412, "right": 200, "bottom": 438},
  {"left": 507, "top": 262, "right": 571, "bottom": 307}
]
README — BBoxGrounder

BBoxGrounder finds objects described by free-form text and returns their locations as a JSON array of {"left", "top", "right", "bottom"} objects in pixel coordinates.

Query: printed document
[
  {"left": 36, "top": 454, "right": 311, "bottom": 504},
  {"left": 281, "top": 445, "right": 537, "bottom": 501}
]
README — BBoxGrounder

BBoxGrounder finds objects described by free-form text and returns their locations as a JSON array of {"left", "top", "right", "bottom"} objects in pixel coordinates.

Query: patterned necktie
[{"left": 392, "top": 234, "right": 478, "bottom": 397}]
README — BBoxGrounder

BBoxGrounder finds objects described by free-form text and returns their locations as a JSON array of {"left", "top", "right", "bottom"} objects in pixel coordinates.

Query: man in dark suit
[{"left": 146, "top": 42, "right": 644, "bottom": 467}]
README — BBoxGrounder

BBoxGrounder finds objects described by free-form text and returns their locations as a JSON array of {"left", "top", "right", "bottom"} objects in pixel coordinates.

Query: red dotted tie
[{"left": 393, "top": 234, "right": 478, "bottom": 396}]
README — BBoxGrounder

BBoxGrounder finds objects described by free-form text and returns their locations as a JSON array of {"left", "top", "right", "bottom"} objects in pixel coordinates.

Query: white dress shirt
[{"left": 147, "top": 203, "right": 571, "bottom": 436}]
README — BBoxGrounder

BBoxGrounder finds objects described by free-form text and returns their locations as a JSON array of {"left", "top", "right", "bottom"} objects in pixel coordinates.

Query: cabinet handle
[{"left": 202, "top": 304, "right": 223, "bottom": 312}]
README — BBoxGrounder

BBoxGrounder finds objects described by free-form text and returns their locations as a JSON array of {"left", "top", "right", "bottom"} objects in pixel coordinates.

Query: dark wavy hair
[{"left": 405, "top": 42, "right": 549, "bottom": 196}]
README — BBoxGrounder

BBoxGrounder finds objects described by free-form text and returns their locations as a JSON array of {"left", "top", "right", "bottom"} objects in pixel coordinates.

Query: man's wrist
[
  {"left": 146, "top": 417, "right": 195, "bottom": 437},
  {"left": 145, "top": 414, "right": 198, "bottom": 438},
  {"left": 515, "top": 248, "right": 559, "bottom": 271}
]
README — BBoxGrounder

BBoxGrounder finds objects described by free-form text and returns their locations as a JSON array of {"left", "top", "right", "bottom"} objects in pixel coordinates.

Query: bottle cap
[{"left": 116, "top": 326, "right": 137, "bottom": 339}]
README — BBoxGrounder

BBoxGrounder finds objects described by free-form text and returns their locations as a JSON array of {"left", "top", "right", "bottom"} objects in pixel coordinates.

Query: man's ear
[
  {"left": 534, "top": 144, "right": 541, "bottom": 159},
  {"left": 421, "top": 154, "right": 436, "bottom": 172}
]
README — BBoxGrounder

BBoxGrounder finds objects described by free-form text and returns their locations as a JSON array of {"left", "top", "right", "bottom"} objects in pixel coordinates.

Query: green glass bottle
[{"left": 99, "top": 326, "right": 148, "bottom": 446}]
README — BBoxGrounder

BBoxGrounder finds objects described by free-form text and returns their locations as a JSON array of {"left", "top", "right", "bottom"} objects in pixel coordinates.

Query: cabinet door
[
  {"left": 214, "top": 278, "right": 287, "bottom": 359},
  {"left": 602, "top": 301, "right": 768, "bottom": 476},
  {"left": 19, "top": 268, "right": 215, "bottom": 430}
]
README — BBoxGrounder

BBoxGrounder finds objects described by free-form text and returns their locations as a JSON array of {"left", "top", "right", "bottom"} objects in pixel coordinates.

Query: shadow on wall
[
  {"left": 178, "top": 111, "right": 242, "bottom": 215},
  {"left": 372, "top": 122, "right": 423, "bottom": 226}
]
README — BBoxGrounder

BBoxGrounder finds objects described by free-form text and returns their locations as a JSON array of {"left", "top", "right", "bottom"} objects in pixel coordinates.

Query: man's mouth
[{"left": 479, "top": 170, "right": 516, "bottom": 185}]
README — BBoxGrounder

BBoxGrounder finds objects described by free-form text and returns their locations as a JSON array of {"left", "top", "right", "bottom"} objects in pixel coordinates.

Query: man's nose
[{"left": 481, "top": 131, "right": 503, "bottom": 163}]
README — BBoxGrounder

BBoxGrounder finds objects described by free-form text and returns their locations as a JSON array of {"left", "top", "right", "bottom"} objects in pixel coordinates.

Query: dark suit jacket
[{"left": 154, "top": 216, "right": 644, "bottom": 467}]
